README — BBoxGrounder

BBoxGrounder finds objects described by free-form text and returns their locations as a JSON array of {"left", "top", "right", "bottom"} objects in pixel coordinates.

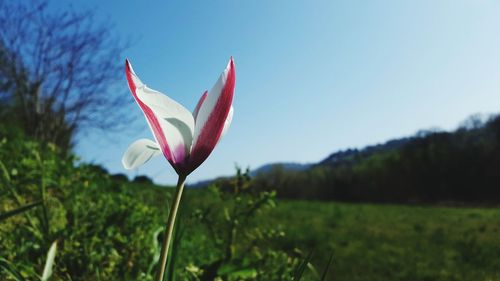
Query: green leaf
[
  {"left": 147, "top": 227, "right": 164, "bottom": 275},
  {"left": 41, "top": 240, "right": 58, "bottom": 281},
  {"left": 0, "top": 160, "right": 12, "bottom": 182},
  {"left": 227, "top": 268, "right": 257, "bottom": 278},
  {"left": 166, "top": 214, "right": 185, "bottom": 281},
  {"left": 293, "top": 249, "right": 314, "bottom": 281},
  {"left": 320, "top": 251, "right": 334, "bottom": 281},
  {"left": 218, "top": 263, "right": 257, "bottom": 278},
  {"left": 0, "top": 201, "right": 42, "bottom": 221},
  {"left": 0, "top": 258, "right": 25, "bottom": 281}
]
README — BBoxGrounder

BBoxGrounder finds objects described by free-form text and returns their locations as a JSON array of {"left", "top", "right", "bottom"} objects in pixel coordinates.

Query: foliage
[
  {"left": 0, "top": 125, "right": 162, "bottom": 280},
  {"left": 266, "top": 200, "right": 500, "bottom": 281},
  {"left": 251, "top": 114, "right": 500, "bottom": 204},
  {"left": 0, "top": 126, "right": 313, "bottom": 280},
  {"left": 1, "top": 124, "right": 499, "bottom": 281},
  {"left": 176, "top": 167, "right": 302, "bottom": 281}
]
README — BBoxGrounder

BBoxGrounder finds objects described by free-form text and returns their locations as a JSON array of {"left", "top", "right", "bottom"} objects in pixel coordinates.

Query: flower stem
[{"left": 155, "top": 174, "right": 186, "bottom": 281}]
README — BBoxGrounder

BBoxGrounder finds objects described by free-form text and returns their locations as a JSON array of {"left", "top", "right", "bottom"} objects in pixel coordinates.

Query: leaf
[
  {"left": 0, "top": 160, "right": 12, "bottom": 182},
  {"left": 147, "top": 227, "right": 164, "bottom": 275},
  {"left": 293, "top": 249, "right": 314, "bottom": 281},
  {"left": 0, "top": 258, "right": 25, "bottom": 281},
  {"left": 217, "top": 263, "right": 257, "bottom": 278},
  {"left": 226, "top": 268, "right": 257, "bottom": 278},
  {"left": 166, "top": 214, "right": 185, "bottom": 281},
  {"left": 41, "top": 240, "right": 57, "bottom": 281},
  {"left": 0, "top": 201, "right": 42, "bottom": 221},
  {"left": 320, "top": 251, "right": 334, "bottom": 281}
]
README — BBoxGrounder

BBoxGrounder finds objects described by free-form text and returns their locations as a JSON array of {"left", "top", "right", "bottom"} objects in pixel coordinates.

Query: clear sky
[{"left": 69, "top": 0, "right": 500, "bottom": 185}]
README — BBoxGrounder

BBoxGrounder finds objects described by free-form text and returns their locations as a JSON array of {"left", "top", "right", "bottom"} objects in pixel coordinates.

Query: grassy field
[
  {"left": 129, "top": 183, "right": 498, "bottom": 281},
  {"left": 2, "top": 117, "right": 500, "bottom": 281},
  {"left": 2, "top": 176, "right": 500, "bottom": 280},
  {"left": 259, "top": 200, "right": 500, "bottom": 281}
]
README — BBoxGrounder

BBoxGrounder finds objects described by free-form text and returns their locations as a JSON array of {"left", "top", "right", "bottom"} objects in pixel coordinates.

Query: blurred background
[{"left": 1, "top": 0, "right": 499, "bottom": 280}]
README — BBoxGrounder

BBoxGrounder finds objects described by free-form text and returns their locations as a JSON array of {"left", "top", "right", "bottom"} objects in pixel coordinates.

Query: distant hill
[
  {"left": 250, "top": 114, "right": 500, "bottom": 204},
  {"left": 189, "top": 162, "right": 311, "bottom": 188},
  {"left": 190, "top": 114, "right": 500, "bottom": 204},
  {"left": 188, "top": 178, "right": 222, "bottom": 188},
  {"left": 318, "top": 138, "right": 411, "bottom": 167},
  {"left": 250, "top": 162, "right": 311, "bottom": 176}
]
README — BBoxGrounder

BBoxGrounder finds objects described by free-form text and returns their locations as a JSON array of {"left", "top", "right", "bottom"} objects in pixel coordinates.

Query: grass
[
  {"left": 264, "top": 200, "right": 500, "bottom": 281},
  {"left": 3, "top": 127, "right": 499, "bottom": 280},
  {"left": 3, "top": 177, "right": 500, "bottom": 280},
  {"left": 125, "top": 184, "right": 500, "bottom": 281},
  {"left": 124, "top": 183, "right": 500, "bottom": 281}
]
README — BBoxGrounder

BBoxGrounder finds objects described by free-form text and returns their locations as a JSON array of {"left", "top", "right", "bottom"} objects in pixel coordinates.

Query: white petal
[
  {"left": 192, "top": 58, "right": 235, "bottom": 148},
  {"left": 193, "top": 91, "right": 208, "bottom": 121},
  {"left": 138, "top": 86, "right": 195, "bottom": 159},
  {"left": 126, "top": 60, "right": 195, "bottom": 164},
  {"left": 187, "top": 58, "right": 235, "bottom": 173},
  {"left": 122, "top": 139, "right": 162, "bottom": 170},
  {"left": 220, "top": 106, "right": 234, "bottom": 139}
]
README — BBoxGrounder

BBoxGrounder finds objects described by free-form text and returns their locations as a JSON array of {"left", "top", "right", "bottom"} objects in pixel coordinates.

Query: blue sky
[{"left": 70, "top": 0, "right": 500, "bottom": 185}]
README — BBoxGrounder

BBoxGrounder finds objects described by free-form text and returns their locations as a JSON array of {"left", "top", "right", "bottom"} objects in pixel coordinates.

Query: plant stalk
[
  {"left": 155, "top": 174, "right": 186, "bottom": 281},
  {"left": 39, "top": 157, "right": 50, "bottom": 237}
]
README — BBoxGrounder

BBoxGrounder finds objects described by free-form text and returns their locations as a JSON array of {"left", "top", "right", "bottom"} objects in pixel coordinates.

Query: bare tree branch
[{"left": 0, "top": 0, "right": 132, "bottom": 151}]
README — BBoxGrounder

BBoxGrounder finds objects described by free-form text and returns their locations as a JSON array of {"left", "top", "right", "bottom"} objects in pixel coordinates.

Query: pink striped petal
[
  {"left": 125, "top": 59, "right": 194, "bottom": 172},
  {"left": 188, "top": 57, "right": 235, "bottom": 173},
  {"left": 193, "top": 91, "right": 208, "bottom": 121}
]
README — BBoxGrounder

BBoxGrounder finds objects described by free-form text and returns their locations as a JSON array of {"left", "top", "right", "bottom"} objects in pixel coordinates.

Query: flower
[{"left": 122, "top": 58, "right": 235, "bottom": 176}]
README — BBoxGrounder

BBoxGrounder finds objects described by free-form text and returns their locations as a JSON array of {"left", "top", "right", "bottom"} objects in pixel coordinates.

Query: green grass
[
  {"left": 3, "top": 126, "right": 499, "bottom": 280},
  {"left": 123, "top": 184, "right": 500, "bottom": 281},
  {"left": 3, "top": 176, "right": 500, "bottom": 280},
  {"left": 262, "top": 200, "right": 500, "bottom": 281}
]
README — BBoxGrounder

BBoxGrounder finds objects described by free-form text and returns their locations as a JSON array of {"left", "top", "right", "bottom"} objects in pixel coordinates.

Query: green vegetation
[
  {"left": 268, "top": 201, "right": 500, "bottom": 281},
  {"left": 0, "top": 125, "right": 306, "bottom": 280},
  {"left": 250, "top": 114, "right": 500, "bottom": 204},
  {"left": 1, "top": 124, "right": 500, "bottom": 280},
  {"left": 0, "top": 125, "right": 163, "bottom": 280},
  {"left": 2, "top": 2, "right": 499, "bottom": 279}
]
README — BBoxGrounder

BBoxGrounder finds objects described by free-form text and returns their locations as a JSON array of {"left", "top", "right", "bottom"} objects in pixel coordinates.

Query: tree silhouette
[{"left": 0, "top": 0, "right": 128, "bottom": 150}]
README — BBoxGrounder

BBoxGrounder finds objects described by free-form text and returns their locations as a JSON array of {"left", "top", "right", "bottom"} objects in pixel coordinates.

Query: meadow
[
  {"left": 1, "top": 126, "right": 500, "bottom": 280},
  {"left": 178, "top": 185, "right": 500, "bottom": 281},
  {"left": 93, "top": 183, "right": 500, "bottom": 281},
  {"left": 265, "top": 200, "right": 500, "bottom": 281}
]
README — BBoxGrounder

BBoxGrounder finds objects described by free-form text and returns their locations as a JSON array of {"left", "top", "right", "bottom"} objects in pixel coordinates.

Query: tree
[{"left": 0, "top": 0, "right": 128, "bottom": 150}]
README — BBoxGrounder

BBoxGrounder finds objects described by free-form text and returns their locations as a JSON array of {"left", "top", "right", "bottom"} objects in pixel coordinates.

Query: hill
[
  {"left": 189, "top": 162, "right": 311, "bottom": 188},
  {"left": 248, "top": 114, "right": 500, "bottom": 204},
  {"left": 250, "top": 162, "right": 311, "bottom": 176},
  {"left": 318, "top": 138, "right": 411, "bottom": 167}
]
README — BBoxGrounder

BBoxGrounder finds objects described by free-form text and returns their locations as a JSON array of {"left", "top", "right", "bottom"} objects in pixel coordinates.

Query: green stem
[
  {"left": 155, "top": 174, "right": 186, "bottom": 281},
  {"left": 40, "top": 159, "right": 50, "bottom": 237},
  {"left": 0, "top": 160, "right": 37, "bottom": 227}
]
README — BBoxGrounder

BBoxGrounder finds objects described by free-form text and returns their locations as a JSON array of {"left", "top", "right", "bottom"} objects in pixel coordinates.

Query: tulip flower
[
  {"left": 121, "top": 58, "right": 235, "bottom": 281},
  {"left": 122, "top": 57, "right": 235, "bottom": 176}
]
